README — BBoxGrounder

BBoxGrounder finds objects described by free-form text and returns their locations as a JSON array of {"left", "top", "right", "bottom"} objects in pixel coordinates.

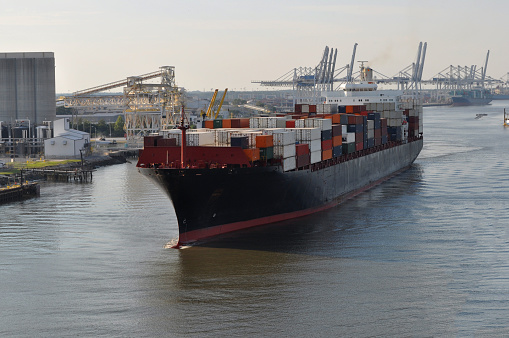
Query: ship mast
[{"left": 177, "top": 105, "right": 189, "bottom": 169}]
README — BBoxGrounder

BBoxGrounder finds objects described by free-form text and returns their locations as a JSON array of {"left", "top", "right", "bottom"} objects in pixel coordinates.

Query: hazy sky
[{"left": 2, "top": 0, "right": 508, "bottom": 93}]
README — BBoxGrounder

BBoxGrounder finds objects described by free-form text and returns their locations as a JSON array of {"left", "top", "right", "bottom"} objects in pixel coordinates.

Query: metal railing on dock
[{"left": 23, "top": 168, "right": 94, "bottom": 182}]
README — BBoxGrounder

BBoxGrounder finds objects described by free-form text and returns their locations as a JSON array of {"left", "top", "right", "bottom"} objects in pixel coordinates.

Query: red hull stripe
[{"left": 177, "top": 165, "right": 410, "bottom": 246}]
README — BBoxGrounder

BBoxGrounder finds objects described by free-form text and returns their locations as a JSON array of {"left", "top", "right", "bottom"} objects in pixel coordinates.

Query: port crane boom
[
  {"left": 213, "top": 88, "right": 228, "bottom": 119},
  {"left": 205, "top": 89, "right": 219, "bottom": 118}
]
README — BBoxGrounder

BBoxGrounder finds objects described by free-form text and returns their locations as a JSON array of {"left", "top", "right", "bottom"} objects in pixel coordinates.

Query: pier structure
[{"left": 61, "top": 66, "right": 181, "bottom": 146}]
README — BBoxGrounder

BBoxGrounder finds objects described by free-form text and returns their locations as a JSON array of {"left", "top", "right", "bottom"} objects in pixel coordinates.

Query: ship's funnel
[{"left": 361, "top": 66, "right": 373, "bottom": 81}]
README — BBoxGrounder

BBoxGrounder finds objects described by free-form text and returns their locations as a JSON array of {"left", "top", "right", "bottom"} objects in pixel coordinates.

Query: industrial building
[
  {"left": 0, "top": 52, "right": 56, "bottom": 157},
  {"left": 44, "top": 118, "right": 89, "bottom": 159},
  {"left": 0, "top": 52, "right": 56, "bottom": 125}
]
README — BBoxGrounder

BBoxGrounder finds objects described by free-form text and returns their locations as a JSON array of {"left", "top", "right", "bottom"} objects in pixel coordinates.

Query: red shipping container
[
  {"left": 286, "top": 120, "right": 296, "bottom": 128},
  {"left": 321, "top": 139, "right": 333, "bottom": 150},
  {"left": 296, "top": 154, "right": 310, "bottom": 168},
  {"left": 157, "top": 138, "right": 177, "bottom": 147},
  {"left": 346, "top": 106, "right": 354, "bottom": 114},
  {"left": 374, "top": 129, "right": 381, "bottom": 139},
  {"left": 332, "top": 135, "right": 342, "bottom": 147},
  {"left": 144, "top": 135, "right": 162, "bottom": 147},
  {"left": 322, "top": 149, "right": 333, "bottom": 160},
  {"left": 374, "top": 138, "right": 381, "bottom": 147},
  {"left": 204, "top": 120, "right": 214, "bottom": 129},
  {"left": 355, "top": 132, "right": 364, "bottom": 143},
  {"left": 295, "top": 104, "right": 302, "bottom": 113},
  {"left": 295, "top": 143, "right": 309, "bottom": 156},
  {"left": 355, "top": 142, "right": 364, "bottom": 151},
  {"left": 347, "top": 114, "right": 357, "bottom": 124},
  {"left": 256, "top": 135, "right": 274, "bottom": 148},
  {"left": 243, "top": 148, "right": 260, "bottom": 162},
  {"left": 332, "top": 124, "right": 342, "bottom": 136},
  {"left": 230, "top": 118, "right": 241, "bottom": 128},
  {"left": 359, "top": 111, "right": 369, "bottom": 116},
  {"left": 309, "top": 105, "right": 317, "bottom": 113},
  {"left": 239, "top": 118, "right": 250, "bottom": 128}
]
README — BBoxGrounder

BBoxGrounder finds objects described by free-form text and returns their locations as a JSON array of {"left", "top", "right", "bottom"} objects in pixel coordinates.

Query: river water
[{"left": 2, "top": 102, "right": 509, "bottom": 336}]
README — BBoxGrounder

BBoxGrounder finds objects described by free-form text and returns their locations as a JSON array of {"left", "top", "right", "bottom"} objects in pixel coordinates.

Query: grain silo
[{"left": 0, "top": 52, "right": 56, "bottom": 126}]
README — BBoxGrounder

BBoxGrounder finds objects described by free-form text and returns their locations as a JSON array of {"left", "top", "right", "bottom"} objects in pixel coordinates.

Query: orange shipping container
[
  {"left": 322, "top": 149, "right": 333, "bottom": 160},
  {"left": 243, "top": 148, "right": 260, "bottom": 162},
  {"left": 222, "top": 119, "right": 232, "bottom": 128},
  {"left": 331, "top": 114, "right": 341, "bottom": 124},
  {"left": 255, "top": 135, "right": 274, "bottom": 148},
  {"left": 204, "top": 120, "right": 214, "bottom": 129},
  {"left": 332, "top": 135, "right": 342, "bottom": 147},
  {"left": 346, "top": 106, "right": 354, "bottom": 114}
]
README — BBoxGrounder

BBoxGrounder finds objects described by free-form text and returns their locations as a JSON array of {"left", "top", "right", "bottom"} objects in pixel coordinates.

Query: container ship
[
  {"left": 450, "top": 89, "right": 492, "bottom": 106},
  {"left": 137, "top": 69, "right": 423, "bottom": 247}
]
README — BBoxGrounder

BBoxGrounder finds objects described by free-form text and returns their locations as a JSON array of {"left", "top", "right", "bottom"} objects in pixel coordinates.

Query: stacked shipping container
[{"left": 168, "top": 100, "right": 422, "bottom": 171}]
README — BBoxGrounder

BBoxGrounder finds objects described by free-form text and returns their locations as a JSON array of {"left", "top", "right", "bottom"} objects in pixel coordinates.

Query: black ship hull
[
  {"left": 138, "top": 139, "right": 423, "bottom": 246},
  {"left": 451, "top": 96, "right": 492, "bottom": 106}
]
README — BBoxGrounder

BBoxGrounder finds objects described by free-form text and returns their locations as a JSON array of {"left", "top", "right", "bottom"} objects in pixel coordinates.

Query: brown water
[{"left": 2, "top": 103, "right": 509, "bottom": 336}]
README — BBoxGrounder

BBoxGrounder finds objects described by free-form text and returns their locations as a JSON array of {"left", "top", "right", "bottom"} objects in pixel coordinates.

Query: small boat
[{"left": 504, "top": 109, "right": 509, "bottom": 127}]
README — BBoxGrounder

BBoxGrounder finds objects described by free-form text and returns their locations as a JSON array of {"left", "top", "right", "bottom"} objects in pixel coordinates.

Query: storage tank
[{"left": 0, "top": 52, "right": 56, "bottom": 125}]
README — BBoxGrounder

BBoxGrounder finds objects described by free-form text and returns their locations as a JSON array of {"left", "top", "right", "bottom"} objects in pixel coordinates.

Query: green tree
[
  {"left": 113, "top": 115, "right": 125, "bottom": 137},
  {"left": 96, "top": 119, "right": 107, "bottom": 136}
]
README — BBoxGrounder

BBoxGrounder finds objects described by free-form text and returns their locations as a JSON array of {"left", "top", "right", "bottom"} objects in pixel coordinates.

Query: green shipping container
[
  {"left": 213, "top": 119, "right": 223, "bottom": 129},
  {"left": 342, "top": 142, "right": 356, "bottom": 155},
  {"left": 260, "top": 146, "right": 274, "bottom": 160}
]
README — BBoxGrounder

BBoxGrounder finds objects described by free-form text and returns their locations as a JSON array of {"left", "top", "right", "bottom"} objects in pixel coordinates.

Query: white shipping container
[
  {"left": 295, "top": 119, "right": 306, "bottom": 128},
  {"left": 249, "top": 117, "right": 259, "bottom": 128},
  {"left": 275, "top": 117, "right": 287, "bottom": 128},
  {"left": 258, "top": 117, "right": 269, "bottom": 128},
  {"left": 304, "top": 118, "right": 315, "bottom": 128},
  {"left": 310, "top": 150, "right": 321, "bottom": 164},
  {"left": 313, "top": 118, "right": 332, "bottom": 131},
  {"left": 367, "top": 120, "right": 374, "bottom": 130},
  {"left": 367, "top": 130, "right": 374, "bottom": 139},
  {"left": 390, "top": 111, "right": 403, "bottom": 119},
  {"left": 342, "top": 125, "right": 347, "bottom": 135},
  {"left": 273, "top": 131, "right": 296, "bottom": 146},
  {"left": 387, "top": 118, "right": 401, "bottom": 127},
  {"left": 302, "top": 139, "right": 321, "bottom": 152},
  {"left": 302, "top": 104, "right": 309, "bottom": 113},
  {"left": 282, "top": 156, "right": 296, "bottom": 171},
  {"left": 376, "top": 102, "right": 384, "bottom": 111},
  {"left": 187, "top": 131, "right": 215, "bottom": 146},
  {"left": 298, "top": 128, "right": 321, "bottom": 141},
  {"left": 274, "top": 144, "right": 296, "bottom": 159},
  {"left": 342, "top": 132, "right": 355, "bottom": 143},
  {"left": 262, "top": 128, "right": 285, "bottom": 135}
]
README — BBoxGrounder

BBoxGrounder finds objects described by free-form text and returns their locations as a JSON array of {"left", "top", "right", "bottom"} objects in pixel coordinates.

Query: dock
[
  {"left": 23, "top": 168, "right": 94, "bottom": 182},
  {"left": 0, "top": 183, "right": 40, "bottom": 205}
]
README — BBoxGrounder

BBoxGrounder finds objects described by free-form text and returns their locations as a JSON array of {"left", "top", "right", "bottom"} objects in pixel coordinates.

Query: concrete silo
[{"left": 0, "top": 52, "right": 56, "bottom": 126}]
